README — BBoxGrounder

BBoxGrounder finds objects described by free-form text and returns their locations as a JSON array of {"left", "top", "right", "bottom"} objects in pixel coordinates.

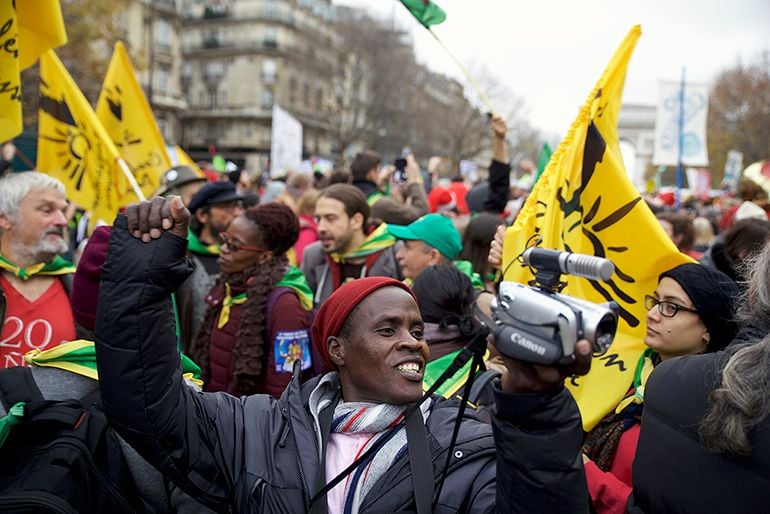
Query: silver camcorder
[{"left": 490, "top": 248, "right": 619, "bottom": 365}]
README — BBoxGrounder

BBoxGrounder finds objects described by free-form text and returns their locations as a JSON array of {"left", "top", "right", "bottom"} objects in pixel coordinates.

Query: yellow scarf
[{"left": 217, "top": 282, "right": 248, "bottom": 329}]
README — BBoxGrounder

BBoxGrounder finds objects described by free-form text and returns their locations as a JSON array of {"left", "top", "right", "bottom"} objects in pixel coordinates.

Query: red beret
[{"left": 311, "top": 277, "right": 416, "bottom": 370}]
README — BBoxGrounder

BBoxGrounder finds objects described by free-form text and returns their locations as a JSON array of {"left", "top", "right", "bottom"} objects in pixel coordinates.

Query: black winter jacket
[
  {"left": 629, "top": 352, "right": 770, "bottom": 513},
  {"left": 95, "top": 215, "right": 589, "bottom": 514}
]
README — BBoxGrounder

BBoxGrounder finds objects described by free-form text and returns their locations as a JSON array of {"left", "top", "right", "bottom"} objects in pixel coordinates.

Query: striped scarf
[
  {"left": 309, "top": 373, "right": 431, "bottom": 514},
  {"left": 0, "top": 255, "right": 75, "bottom": 280},
  {"left": 330, "top": 224, "right": 395, "bottom": 263}
]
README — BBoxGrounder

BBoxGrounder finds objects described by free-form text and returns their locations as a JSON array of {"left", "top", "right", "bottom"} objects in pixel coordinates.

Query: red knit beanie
[
  {"left": 311, "top": 277, "right": 416, "bottom": 370},
  {"left": 71, "top": 226, "right": 112, "bottom": 331}
]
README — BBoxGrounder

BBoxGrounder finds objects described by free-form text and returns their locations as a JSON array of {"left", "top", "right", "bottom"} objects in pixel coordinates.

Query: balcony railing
[{"left": 203, "top": 5, "right": 229, "bottom": 19}]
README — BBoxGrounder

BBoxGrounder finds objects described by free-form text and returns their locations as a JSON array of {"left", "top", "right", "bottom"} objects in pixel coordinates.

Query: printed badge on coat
[{"left": 274, "top": 329, "right": 312, "bottom": 373}]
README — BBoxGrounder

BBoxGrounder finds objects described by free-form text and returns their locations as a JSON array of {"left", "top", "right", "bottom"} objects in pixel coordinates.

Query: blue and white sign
[{"left": 652, "top": 81, "right": 709, "bottom": 167}]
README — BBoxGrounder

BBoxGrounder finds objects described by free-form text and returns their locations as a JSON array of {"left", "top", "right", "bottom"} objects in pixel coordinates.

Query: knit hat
[
  {"left": 311, "top": 277, "right": 416, "bottom": 370},
  {"left": 734, "top": 201, "right": 768, "bottom": 222},
  {"left": 427, "top": 185, "right": 457, "bottom": 213},
  {"left": 71, "top": 226, "right": 112, "bottom": 331},
  {"left": 387, "top": 214, "right": 463, "bottom": 260},
  {"left": 658, "top": 263, "right": 739, "bottom": 352}
]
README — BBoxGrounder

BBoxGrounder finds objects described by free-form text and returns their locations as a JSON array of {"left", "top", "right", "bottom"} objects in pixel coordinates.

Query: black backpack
[{"left": 0, "top": 366, "right": 142, "bottom": 514}]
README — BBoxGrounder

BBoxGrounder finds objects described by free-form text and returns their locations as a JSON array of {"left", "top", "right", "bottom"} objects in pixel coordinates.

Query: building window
[
  {"left": 156, "top": 19, "right": 171, "bottom": 50},
  {"left": 262, "top": 59, "right": 277, "bottom": 83},
  {"left": 261, "top": 89, "right": 274, "bottom": 109},
  {"left": 155, "top": 65, "right": 170, "bottom": 94},
  {"left": 303, "top": 83, "right": 310, "bottom": 107},
  {"left": 207, "top": 122, "right": 219, "bottom": 140},
  {"left": 289, "top": 76, "right": 297, "bottom": 106},
  {"left": 204, "top": 28, "right": 222, "bottom": 48},
  {"left": 181, "top": 62, "right": 192, "bottom": 89},
  {"left": 204, "top": 60, "right": 225, "bottom": 82},
  {"left": 264, "top": 0, "right": 278, "bottom": 19},
  {"left": 264, "top": 26, "right": 277, "bottom": 48},
  {"left": 315, "top": 87, "right": 323, "bottom": 110},
  {"left": 207, "top": 89, "right": 218, "bottom": 108}
]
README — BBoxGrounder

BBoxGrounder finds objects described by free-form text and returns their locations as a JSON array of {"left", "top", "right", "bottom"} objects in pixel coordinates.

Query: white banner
[
  {"left": 652, "top": 81, "right": 709, "bottom": 167},
  {"left": 270, "top": 104, "right": 303, "bottom": 178},
  {"left": 685, "top": 167, "right": 711, "bottom": 200},
  {"left": 721, "top": 149, "right": 744, "bottom": 192}
]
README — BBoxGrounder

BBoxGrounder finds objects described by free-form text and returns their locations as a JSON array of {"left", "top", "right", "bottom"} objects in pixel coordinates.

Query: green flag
[
  {"left": 400, "top": 0, "right": 446, "bottom": 28},
  {"left": 534, "top": 142, "right": 553, "bottom": 184}
]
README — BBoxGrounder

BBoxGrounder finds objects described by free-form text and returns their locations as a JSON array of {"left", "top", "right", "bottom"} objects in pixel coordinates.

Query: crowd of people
[{"left": 0, "top": 114, "right": 769, "bottom": 513}]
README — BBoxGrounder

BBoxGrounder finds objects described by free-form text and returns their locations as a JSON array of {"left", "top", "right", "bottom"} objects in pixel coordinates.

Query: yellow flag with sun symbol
[
  {"left": 96, "top": 42, "right": 171, "bottom": 197},
  {"left": 501, "top": 25, "right": 693, "bottom": 431},
  {"left": 37, "top": 50, "right": 140, "bottom": 225},
  {"left": 0, "top": 0, "right": 68, "bottom": 142}
]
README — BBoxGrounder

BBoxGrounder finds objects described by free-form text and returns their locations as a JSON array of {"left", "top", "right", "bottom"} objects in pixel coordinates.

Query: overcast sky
[{"left": 334, "top": 0, "right": 769, "bottom": 137}]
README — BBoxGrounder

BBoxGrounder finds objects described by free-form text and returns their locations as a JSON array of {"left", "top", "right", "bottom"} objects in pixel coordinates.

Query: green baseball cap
[{"left": 387, "top": 214, "right": 462, "bottom": 260}]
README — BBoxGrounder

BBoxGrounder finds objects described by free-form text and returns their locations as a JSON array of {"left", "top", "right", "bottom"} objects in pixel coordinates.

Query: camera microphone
[{"left": 522, "top": 247, "right": 615, "bottom": 282}]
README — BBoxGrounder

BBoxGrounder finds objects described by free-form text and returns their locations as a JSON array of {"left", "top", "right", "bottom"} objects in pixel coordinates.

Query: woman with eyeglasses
[
  {"left": 188, "top": 203, "right": 316, "bottom": 398},
  {"left": 582, "top": 263, "right": 739, "bottom": 514},
  {"left": 630, "top": 242, "right": 770, "bottom": 513}
]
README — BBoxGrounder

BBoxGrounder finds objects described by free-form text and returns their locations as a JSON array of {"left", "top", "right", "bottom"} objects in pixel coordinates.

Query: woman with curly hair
[{"left": 189, "top": 203, "right": 315, "bottom": 398}]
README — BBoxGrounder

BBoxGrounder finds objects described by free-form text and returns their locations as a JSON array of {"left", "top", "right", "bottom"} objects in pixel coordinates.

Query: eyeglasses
[
  {"left": 218, "top": 232, "right": 268, "bottom": 253},
  {"left": 644, "top": 295, "right": 698, "bottom": 318}
]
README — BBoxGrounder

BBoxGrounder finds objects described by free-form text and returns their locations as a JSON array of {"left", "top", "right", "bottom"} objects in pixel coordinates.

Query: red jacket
[
  {"left": 204, "top": 284, "right": 312, "bottom": 398},
  {"left": 584, "top": 423, "right": 639, "bottom": 514}
]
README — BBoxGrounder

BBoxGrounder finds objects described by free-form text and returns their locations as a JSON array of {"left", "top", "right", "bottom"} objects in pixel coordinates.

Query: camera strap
[{"left": 307, "top": 319, "right": 489, "bottom": 513}]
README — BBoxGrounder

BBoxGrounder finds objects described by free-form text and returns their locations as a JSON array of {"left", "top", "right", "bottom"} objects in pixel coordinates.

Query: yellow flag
[
  {"left": 175, "top": 145, "right": 204, "bottom": 176},
  {"left": 17, "top": 0, "right": 68, "bottom": 70},
  {"left": 501, "top": 26, "right": 693, "bottom": 431},
  {"left": 0, "top": 0, "right": 67, "bottom": 142},
  {"left": 0, "top": 1, "right": 22, "bottom": 141},
  {"left": 97, "top": 42, "right": 171, "bottom": 197},
  {"left": 38, "top": 50, "right": 140, "bottom": 225}
]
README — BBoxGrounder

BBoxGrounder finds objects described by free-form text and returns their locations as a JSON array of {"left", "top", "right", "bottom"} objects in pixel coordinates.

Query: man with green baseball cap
[{"left": 388, "top": 214, "right": 463, "bottom": 280}]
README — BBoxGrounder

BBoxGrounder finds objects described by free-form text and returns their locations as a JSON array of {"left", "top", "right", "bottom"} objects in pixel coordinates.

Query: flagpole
[
  {"left": 427, "top": 28, "right": 497, "bottom": 116},
  {"left": 117, "top": 157, "right": 147, "bottom": 201},
  {"left": 675, "top": 67, "right": 686, "bottom": 210}
]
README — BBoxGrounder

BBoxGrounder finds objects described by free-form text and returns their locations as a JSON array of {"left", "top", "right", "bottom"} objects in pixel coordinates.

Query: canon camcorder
[{"left": 489, "top": 248, "right": 619, "bottom": 365}]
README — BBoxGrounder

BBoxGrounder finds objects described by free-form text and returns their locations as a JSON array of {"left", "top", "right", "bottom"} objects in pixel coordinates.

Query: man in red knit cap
[{"left": 94, "top": 195, "right": 594, "bottom": 513}]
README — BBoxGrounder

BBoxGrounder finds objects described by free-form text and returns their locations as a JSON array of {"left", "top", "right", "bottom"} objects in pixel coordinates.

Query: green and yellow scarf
[
  {"left": 423, "top": 348, "right": 491, "bottom": 399},
  {"left": 330, "top": 224, "right": 395, "bottom": 263},
  {"left": 0, "top": 255, "right": 75, "bottom": 281},
  {"left": 614, "top": 347, "right": 656, "bottom": 414},
  {"left": 23, "top": 339, "right": 203, "bottom": 387},
  {"left": 0, "top": 340, "right": 204, "bottom": 447},
  {"left": 217, "top": 265, "right": 313, "bottom": 328},
  {"left": 187, "top": 229, "right": 220, "bottom": 256},
  {"left": 453, "top": 260, "right": 485, "bottom": 291}
]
